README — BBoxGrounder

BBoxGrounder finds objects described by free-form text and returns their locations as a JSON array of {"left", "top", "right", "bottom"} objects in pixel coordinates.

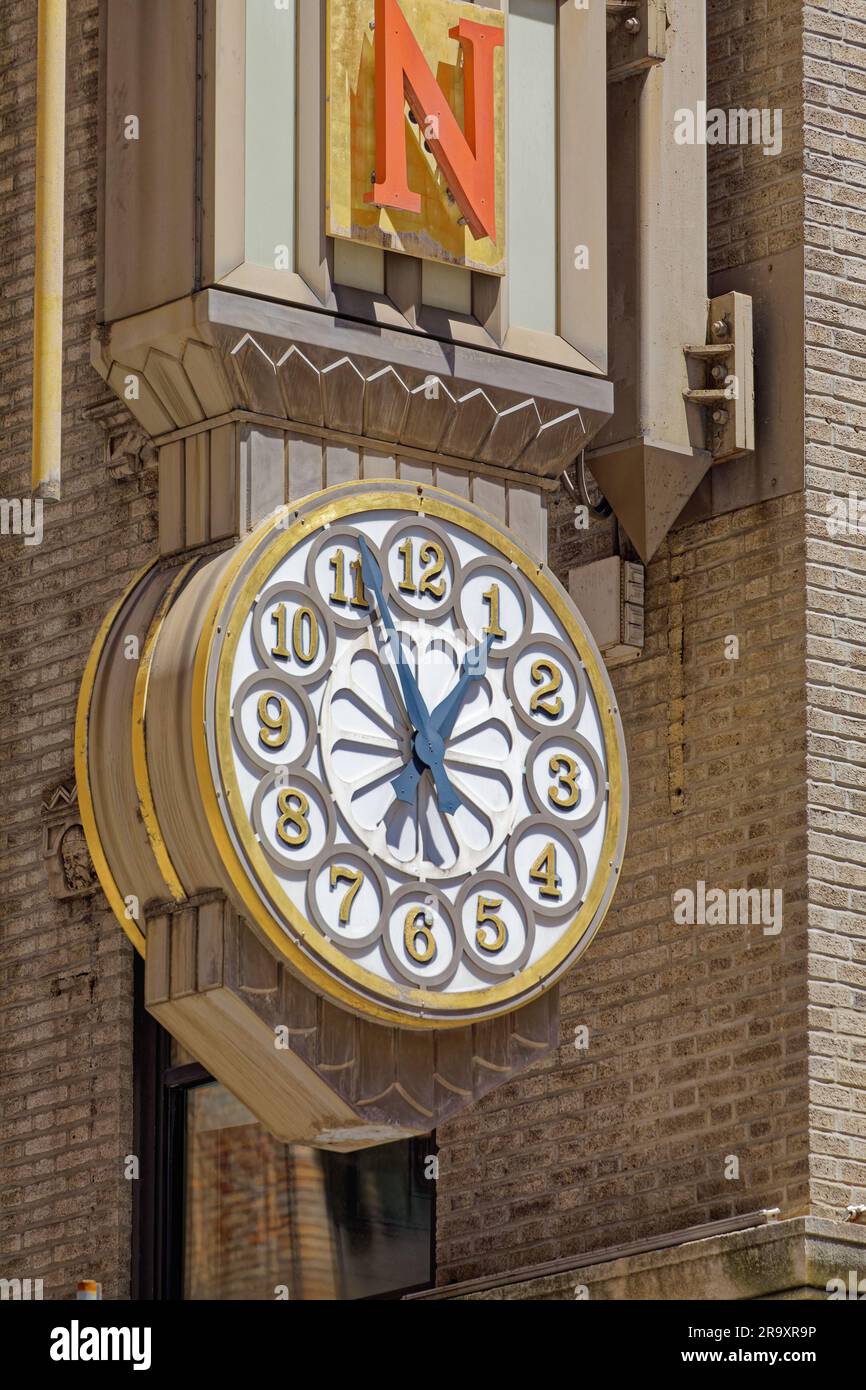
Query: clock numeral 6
[
  {"left": 270, "top": 603, "right": 319, "bottom": 665},
  {"left": 398, "top": 539, "right": 447, "bottom": 599},
  {"left": 329, "top": 865, "right": 363, "bottom": 924},
  {"left": 530, "top": 659, "right": 564, "bottom": 719},
  {"left": 529, "top": 841, "right": 562, "bottom": 901},
  {"left": 548, "top": 753, "right": 580, "bottom": 810},
  {"left": 404, "top": 906, "right": 436, "bottom": 964},
  {"left": 475, "top": 895, "right": 507, "bottom": 953},
  {"left": 276, "top": 788, "right": 311, "bottom": 848},
  {"left": 256, "top": 692, "right": 291, "bottom": 750}
]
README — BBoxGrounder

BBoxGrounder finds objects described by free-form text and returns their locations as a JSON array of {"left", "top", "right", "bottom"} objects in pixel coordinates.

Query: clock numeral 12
[{"left": 398, "top": 540, "right": 446, "bottom": 599}]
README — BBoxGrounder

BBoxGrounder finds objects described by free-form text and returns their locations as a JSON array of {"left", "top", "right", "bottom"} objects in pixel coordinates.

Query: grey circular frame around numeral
[
  {"left": 231, "top": 670, "right": 317, "bottom": 774},
  {"left": 250, "top": 767, "right": 337, "bottom": 874},
  {"left": 305, "top": 526, "right": 383, "bottom": 629},
  {"left": 251, "top": 581, "right": 336, "bottom": 686},
  {"left": 505, "top": 813, "right": 589, "bottom": 923},
  {"left": 454, "top": 871, "right": 536, "bottom": 978},
  {"left": 305, "top": 844, "right": 389, "bottom": 952},
  {"left": 525, "top": 728, "right": 607, "bottom": 832},
  {"left": 504, "top": 632, "right": 588, "bottom": 735},
  {"left": 379, "top": 516, "right": 461, "bottom": 622},
  {"left": 381, "top": 883, "right": 463, "bottom": 989},
  {"left": 453, "top": 554, "right": 533, "bottom": 658}
]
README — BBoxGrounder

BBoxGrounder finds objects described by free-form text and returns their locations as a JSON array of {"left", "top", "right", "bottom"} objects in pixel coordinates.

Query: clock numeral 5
[
  {"left": 475, "top": 895, "right": 507, "bottom": 953},
  {"left": 329, "top": 865, "right": 363, "bottom": 924}
]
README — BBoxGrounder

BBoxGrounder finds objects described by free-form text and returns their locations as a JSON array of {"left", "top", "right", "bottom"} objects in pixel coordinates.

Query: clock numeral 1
[
  {"left": 257, "top": 692, "right": 291, "bottom": 750},
  {"left": 271, "top": 603, "right": 319, "bottom": 665},
  {"left": 276, "top": 788, "right": 310, "bottom": 848},
  {"left": 548, "top": 754, "right": 580, "bottom": 810},
  {"left": 329, "top": 865, "right": 363, "bottom": 924},
  {"left": 397, "top": 539, "right": 447, "bottom": 599},
  {"left": 404, "top": 907, "right": 436, "bottom": 964},
  {"left": 530, "top": 659, "right": 564, "bottom": 719},
  {"left": 475, "top": 895, "right": 507, "bottom": 953},
  {"left": 329, "top": 548, "right": 368, "bottom": 609},
  {"left": 482, "top": 583, "right": 506, "bottom": 641},
  {"left": 529, "top": 842, "right": 562, "bottom": 901}
]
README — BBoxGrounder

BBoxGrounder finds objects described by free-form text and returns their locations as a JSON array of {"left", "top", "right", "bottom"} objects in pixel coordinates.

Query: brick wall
[
  {"left": 0, "top": 0, "right": 154, "bottom": 1299},
  {"left": 802, "top": 0, "right": 866, "bottom": 1216}
]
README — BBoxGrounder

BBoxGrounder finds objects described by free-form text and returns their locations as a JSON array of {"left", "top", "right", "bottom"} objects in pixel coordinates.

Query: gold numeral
[
  {"left": 270, "top": 604, "right": 319, "bottom": 664},
  {"left": 475, "top": 895, "right": 507, "bottom": 953},
  {"left": 329, "top": 549, "right": 368, "bottom": 609},
  {"left": 482, "top": 583, "right": 506, "bottom": 641},
  {"left": 548, "top": 754, "right": 580, "bottom": 810},
  {"left": 329, "top": 865, "right": 363, "bottom": 924},
  {"left": 276, "top": 788, "right": 310, "bottom": 848},
  {"left": 257, "top": 693, "right": 291, "bottom": 750},
  {"left": 529, "top": 842, "right": 562, "bottom": 901},
  {"left": 404, "top": 907, "right": 436, "bottom": 964},
  {"left": 530, "top": 659, "right": 564, "bottom": 719},
  {"left": 397, "top": 540, "right": 446, "bottom": 599},
  {"left": 270, "top": 603, "right": 291, "bottom": 659}
]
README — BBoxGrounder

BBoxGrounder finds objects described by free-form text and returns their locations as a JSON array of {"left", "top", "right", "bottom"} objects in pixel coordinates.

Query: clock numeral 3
[
  {"left": 530, "top": 659, "right": 564, "bottom": 719},
  {"left": 257, "top": 693, "right": 291, "bottom": 750},
  {"left": 475, "top": 895, "right": 507, "bottom": 953},
  {"left": 548, "top": 753, "right": 580, "bottom": 809},
  {"left": 398, "top": 539, "right": 447, "bottom": 599},
  {"left": 529, "top": 841, "right": 562, "bottom": 901},
  {"left": 404, "top": 907, "right": 436, "bottom": 964},
  {"left": 329, "top": 865, "right": 363, "bottom": 924},
  {"left": 276, "top": 788, "right": 311, "bottom": 847}
]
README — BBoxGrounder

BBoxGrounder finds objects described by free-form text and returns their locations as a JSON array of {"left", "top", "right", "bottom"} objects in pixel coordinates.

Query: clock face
[{"left": 196, "top": 485, "right": 627, "bottom": 1027}]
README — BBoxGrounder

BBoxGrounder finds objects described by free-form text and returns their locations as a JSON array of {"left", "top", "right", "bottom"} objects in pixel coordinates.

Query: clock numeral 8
[
  {"left": 404, "top": 906, "right": 436, "bottom": 964},
  {"left": 257, "top": 693, "right": 291, "bottom": 750},
  {"left": 276, "top": 788, "right": 310, "bottom": 848},
  {"left": 271, "top": 603, "right": 319, "bottom": 665},
  {"left": 475, "top": 895, "right": 507, "bottom": 953}
]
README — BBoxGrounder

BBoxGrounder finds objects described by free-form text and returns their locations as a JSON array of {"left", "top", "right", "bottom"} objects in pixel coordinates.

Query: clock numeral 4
[
  {"left": 329, "top": 865, "right": 363, "bottom": 924},
  {"left": 529, "top": 841, "right": 562, "bottom": 901}
]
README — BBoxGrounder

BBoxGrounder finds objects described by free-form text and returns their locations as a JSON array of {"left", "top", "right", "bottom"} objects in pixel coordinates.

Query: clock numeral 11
[{"left": 329, "top": 549, "right": 368, "bottom": 609}]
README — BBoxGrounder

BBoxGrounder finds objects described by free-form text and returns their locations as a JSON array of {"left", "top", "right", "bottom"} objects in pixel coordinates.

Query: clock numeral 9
[
  {"left": 329, "top": 549, "right": 368, "bottom": 609},
  {"left": 530, "top": 659, "right": 564, "bottom": 719},
  {"left": 529, "top": 841, "right": 562, "bottom": 901},
  {"left": 548, "top": 753, "right": 580, "bottom": 810},
  {"left": 482, "top": 583, "right": 506, "bottom": 641},
  {"left": 256, "top": 693, "right": 291, "bottom": 750},
  {"left": 475, "top": 895, "right": 507, "bottom": 953},
  {"left": 270, "top": 603, "right": 319, "bottom": 665},
  {"left": 398, "top": 539, "right": 447, "bottom": 599},
  {"left": 404, "top": 906, "right": 436, "bottom": 964},
  {"left": 329, "top": 865, "right": 363, "bottom": 924},
  {"left": 276, "top": 788, "right": 310, "bottom": 848}
]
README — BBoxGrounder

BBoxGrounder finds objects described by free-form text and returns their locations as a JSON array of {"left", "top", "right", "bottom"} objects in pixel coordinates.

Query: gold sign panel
[{"left": 327, "top": 0, "right": 506, "bottom": 275}]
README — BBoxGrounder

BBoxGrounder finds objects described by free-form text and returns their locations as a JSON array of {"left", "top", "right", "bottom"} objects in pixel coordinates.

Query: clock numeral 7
[
  {"left": 529, "top": 841, "right": 562, "bottom": 901},
  {"left": 475, "top": 895, "right": 507, "bottom": 953},
  {"left": 329, "top": 865, "right": 363, "bottom": 924}
]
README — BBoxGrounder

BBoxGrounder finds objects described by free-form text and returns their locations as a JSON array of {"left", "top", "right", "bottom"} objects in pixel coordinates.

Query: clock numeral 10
[
  {"left": 398, "top": 539, "right": 446, "bottom": 599},
  {"left": 529, "top": 841, "right": 562, "bottom": 901},
  {"left": 271, "top": 604, "right": 319, "bottom": 665},
  {"left": 404, "top": 907, "right": 436, "bottom": 964},
  {"left": 257, "top": 692, "right": 291, "bottom": 750},
  {"left": 276, "top": 788, "right": 310, "bottom": 847},
  {"left": 329, "top": 549, "right": 368, "bottom": 609},
  {"left": 475, "top": 895, "right": 507, "bottom": 953},
  {"left": 329, "top": 865, "right": 363, "bottom": 924},
  {"left": 482, "top": 583, "right": 506, "bottom": 641},
  {"left": 530, "top": 660, "right": 564, "bottom": 719}
]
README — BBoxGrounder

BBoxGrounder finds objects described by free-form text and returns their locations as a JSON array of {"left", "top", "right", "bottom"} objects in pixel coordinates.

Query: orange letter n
[{"left": 363, "top": 0, "right": 504, "bottom": 243}]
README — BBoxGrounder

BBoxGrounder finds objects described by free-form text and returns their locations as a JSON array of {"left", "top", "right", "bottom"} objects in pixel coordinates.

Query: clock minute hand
[{"left": 391, "top": 635, "right": 493, "bottom": 805}]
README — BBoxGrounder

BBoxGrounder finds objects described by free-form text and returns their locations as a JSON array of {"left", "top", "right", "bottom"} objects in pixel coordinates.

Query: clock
[{"left": 193, "top": 483, "right": 628, "bottom": 1027}]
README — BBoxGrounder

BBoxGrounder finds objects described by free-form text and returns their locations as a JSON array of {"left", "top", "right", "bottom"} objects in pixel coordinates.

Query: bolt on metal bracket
[
  {"left": 683, "top": 291, "right": 755, "bottom": 464},
  {"left": 607, "top": 0, "right": 667, "bottom": 84}
]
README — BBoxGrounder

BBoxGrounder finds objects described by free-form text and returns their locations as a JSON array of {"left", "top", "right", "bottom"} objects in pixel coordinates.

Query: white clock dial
[{"left": 202, "top": 484, "right": 628, "bottom": 1027}]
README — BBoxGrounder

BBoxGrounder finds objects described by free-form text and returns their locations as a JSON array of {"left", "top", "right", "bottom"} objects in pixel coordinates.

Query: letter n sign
[{"left": 327, "top": 0, "right": 506, "bottom": 275}]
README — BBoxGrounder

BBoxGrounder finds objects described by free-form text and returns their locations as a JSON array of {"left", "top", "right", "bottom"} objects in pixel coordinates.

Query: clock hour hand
[
  {"left": 391, "top": 635, "right": 493, "bottom": 806},
  {"left": 357, "top": 534, "right": 462, "bottom": 815}
]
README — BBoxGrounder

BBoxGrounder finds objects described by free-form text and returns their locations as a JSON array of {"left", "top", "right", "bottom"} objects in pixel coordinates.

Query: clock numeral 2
[
  {"left": 271, "top": 604, "right": 319, "bottom": 664},
  {"left": 276, "top": 788, "right": 310, "bottom": 848},
  {"left": 404, "top": 907, "right": 436, "bottom": 964},
  {"left": 398, "top": 540, "right": 446, "bottom": 599},
  {"left": 475, "top": 895, "right": 507, "bottom": 953},
  {"left": 529, "top": 842, "right": 562, "bottom": 901},
  {"left": 530, "top": 659, "right": 564, "bottom": 719},
  {"left": 329, "top": 548, "right": 368, "bottom": 609},
  {"left": 257, "top": 692, "right": 291, "bottom": 750},
  {"left": 329, "top": 865, "right": 363, "bottom": 924}
]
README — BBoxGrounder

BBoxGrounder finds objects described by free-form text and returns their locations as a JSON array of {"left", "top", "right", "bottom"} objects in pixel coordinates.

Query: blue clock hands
[
  {"left": 391, "top": 634, "right": 494, "bottom": 806},
  {"left": 357, "top": 534, "right": 462, "bottom": 816}
]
